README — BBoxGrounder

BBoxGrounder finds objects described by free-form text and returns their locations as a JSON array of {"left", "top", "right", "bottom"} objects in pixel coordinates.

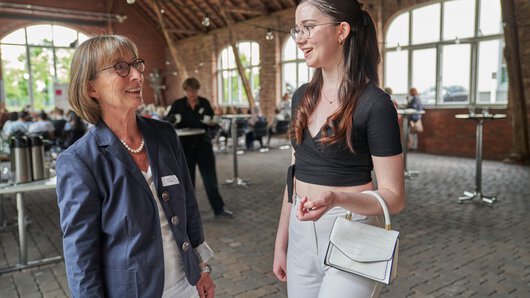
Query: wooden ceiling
[{"left": 131, "top": 0, "right": 299, "bottom": 41}]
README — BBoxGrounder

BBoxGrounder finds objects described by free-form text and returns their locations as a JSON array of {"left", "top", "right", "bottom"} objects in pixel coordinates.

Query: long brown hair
[{"left": 291, "top": 0, "right": 380, "bottom": 152}]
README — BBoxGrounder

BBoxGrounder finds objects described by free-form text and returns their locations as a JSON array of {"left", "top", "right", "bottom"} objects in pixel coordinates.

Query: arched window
[
  {"left": 384, "top": 0, "right": 506, "bottom": 106},
  {"left": 1, "top": 24, "right": 88, "bottom": 111},
  {"left": 217, "top": 41, "right": 260, "bottom": 107},
  {"left": 281, "top": 36, "right": 314, "bottom": 96}
]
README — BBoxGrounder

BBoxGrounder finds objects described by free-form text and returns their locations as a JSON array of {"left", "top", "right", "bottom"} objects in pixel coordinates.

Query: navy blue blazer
[{"left": 57, "top": 116, "right": 204, "bottom": 298}]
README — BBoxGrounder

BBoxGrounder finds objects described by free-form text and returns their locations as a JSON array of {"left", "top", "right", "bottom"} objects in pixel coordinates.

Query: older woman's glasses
[
  {"left": 98, "top": 59, "right": 145, "bottom": 77},
  {"left": 290, "top": 22, "right": 340, "bottom": 41}
]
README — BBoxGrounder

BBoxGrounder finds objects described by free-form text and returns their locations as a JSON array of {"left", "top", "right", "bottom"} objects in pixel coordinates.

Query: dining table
[
  {"left": 221, "top": 114, "right": 252, "bottom": 188},
  {"left": 454, "top": 113, "right": 507, "bottom": 206},
  {"left": 0, "top": 177, "right": 62, "bottom": 274},
  {"left": 397, "top": 108, "right": 425, "bottom": 179}
]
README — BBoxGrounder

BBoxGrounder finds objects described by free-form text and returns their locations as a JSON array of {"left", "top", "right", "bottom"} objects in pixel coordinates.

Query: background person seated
[
  {"left": 28, "top": 111, "right": 55, "bottom": 140},
  {"left": 245, "top": 105, "right": 267, "bottom": 150},
  {"left": 2, "top": 111, "right": 31, "bottom": 138}
]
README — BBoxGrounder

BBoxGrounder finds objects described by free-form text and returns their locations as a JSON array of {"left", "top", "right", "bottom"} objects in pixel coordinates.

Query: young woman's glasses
[
  {"left": 290, "top": 22, "right": 340, "bottom": 41},
  {"left": 98, "top": 59, "right": 145, "bottom": 77}
]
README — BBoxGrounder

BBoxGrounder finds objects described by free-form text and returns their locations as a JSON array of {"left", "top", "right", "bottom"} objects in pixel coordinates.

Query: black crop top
[{"left": 291, "top": 83, "right": 402, "bottom": 188}]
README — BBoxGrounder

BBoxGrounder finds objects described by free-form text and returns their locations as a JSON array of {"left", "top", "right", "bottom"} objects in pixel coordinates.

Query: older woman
[{"left": 57, "top": 35, "right": 215, "bottom": 298}]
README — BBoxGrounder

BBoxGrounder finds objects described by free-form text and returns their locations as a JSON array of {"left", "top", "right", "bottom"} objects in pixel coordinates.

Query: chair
[
  {"left": 267, "top": 120, "right": 290, "bottom": 146},
  {"left": 251, "top": 119, "right": 268, "bottom": 149},
  {"left": 224, "top": 118, "right": 248, "bottom": 150}
]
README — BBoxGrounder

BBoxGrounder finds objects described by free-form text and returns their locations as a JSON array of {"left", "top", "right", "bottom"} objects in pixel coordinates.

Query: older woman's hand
[
  {"left": 196, "top": 272, "right": 216, "bottom": 298},
  {"left": 296, "top": 191, "right": 335, "bottom": 221}
]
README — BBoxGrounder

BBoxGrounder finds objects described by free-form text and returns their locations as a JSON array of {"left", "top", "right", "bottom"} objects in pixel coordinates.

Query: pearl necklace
[{"left": 120, "top": 138, "right": 145, "bottom": 154}]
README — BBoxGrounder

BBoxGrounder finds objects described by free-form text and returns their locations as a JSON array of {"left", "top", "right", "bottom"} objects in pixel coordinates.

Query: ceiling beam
[
  {"left": 167, "top": 28, "right": 202, "bottom": 34},
  {"left": 284, "top": 0, "right": 297, "bottom": 7},
  {"left": 224, "top": 6, "right": 268, "bottom": 16},
  {"left": 164, "top": 1, "right": 196, "bottom": 36},
  {"left": 0, "top": 1, "right": 126, "bottom": 23},
  {"left": 151, "top": 0, "right": 189, "bottom": 79}
]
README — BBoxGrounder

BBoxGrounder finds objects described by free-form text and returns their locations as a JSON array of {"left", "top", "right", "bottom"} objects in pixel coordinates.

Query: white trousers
[{"left": 286, "top": 197, "right": 382, "bottom": 298}]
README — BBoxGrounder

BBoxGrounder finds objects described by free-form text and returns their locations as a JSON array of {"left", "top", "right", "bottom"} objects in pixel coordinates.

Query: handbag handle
[{"left": 345, "top": 190, "right": 392, "bottom": 230}]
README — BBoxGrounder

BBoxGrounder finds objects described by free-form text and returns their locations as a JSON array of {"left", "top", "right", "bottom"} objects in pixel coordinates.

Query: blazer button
[
  {"left": 171, "top": 216, "right": 179, "bottom": 225},
  {"left": 161, "top": 192, "right": 170, "bottom": 201},
  {"left": 182, "top": 241, "right": 190, "bottom": 251}
]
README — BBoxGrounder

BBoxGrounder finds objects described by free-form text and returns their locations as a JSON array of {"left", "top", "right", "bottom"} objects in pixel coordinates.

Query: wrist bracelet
[{"left": 200, "top": 264, "right": 211, "bottom": 273}]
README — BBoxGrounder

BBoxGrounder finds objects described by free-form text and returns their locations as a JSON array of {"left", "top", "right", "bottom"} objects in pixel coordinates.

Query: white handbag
[{"left": 324, "top": 190, "right": 400, "bottom": 285}]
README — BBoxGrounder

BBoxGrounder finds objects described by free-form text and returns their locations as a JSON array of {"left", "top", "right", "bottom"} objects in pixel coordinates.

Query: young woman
[{"left": 273, "top": 1, "right": 405, "bottom": 297}]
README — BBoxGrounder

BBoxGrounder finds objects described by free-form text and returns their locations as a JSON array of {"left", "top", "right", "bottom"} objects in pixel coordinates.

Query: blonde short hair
[{"left": 68, "top": 35, "right": 139, "bottom": 124}]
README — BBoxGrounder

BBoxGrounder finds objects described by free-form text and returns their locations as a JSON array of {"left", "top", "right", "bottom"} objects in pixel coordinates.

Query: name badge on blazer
[{"left": 161, "top": 175, "right": 179, "bottom": 187}]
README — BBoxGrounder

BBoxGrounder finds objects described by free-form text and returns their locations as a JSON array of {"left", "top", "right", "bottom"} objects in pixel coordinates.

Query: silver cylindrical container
[
  {"left": 10, "top": 135, "right": 32, "bottom": 183},
  {"left": 29, "top": 135, "right": 46, "bottom": 180}
]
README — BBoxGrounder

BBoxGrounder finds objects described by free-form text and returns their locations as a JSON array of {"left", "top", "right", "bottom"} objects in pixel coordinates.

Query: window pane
[
  {"left": 443, "top": 0, "right": 475, "bottom": 40},
  {"left": 251, "top": 42, "right": 260, "bottom": 66},
  {"left": 479, "top": 0, "right": 502, "bottom": 36},
  {"left": 1, "top": 45, "right": 29, "bottom": 110},
  {"left": 222, "top": 71, "right": 229, "bottom": 105},
  {"left": 1, "top": 28, "right": 26, "bottom": 45},
  {"left": 386, "top": 13, "right": 409, "bottom": 47},
  {"left": 55, "top": 48, "right": 75, "bottom": 84},
  {"left": 252, "top": 67, "right": 260, "bottom": 97},
  {"left": 30, "top": 46, "right": 55, "bottom": 110},
  {"left": 230, "top": 71, "right": 239, "bottom": 105},
  {"left": 477, "top": 40, "right": 507, "bottom": 104},
  {"left": 283, "top": 62, "right": 297, "bottom": 95},
  {"left": 238, "top": 42, "right": 251, "bottom": 68},
  {"left": 227, "top": 47, "right": 235, "bottom": 69},
  {"left": 412, "top": 4, "right": 440, "bottom": 44},
  {"left": 385, "top": 50, "right": 409, "bottom": 95},
  {"left": 298, "top": 63, "right": 310, "bottom": 86},
  {"left": 412, "top": 48, "right": 437, "bottom": 105},
  {"left": 52, "top": 25, "right": 78, "bottom": 47},
  {"left": 26, "top": 25, "right": 53, "bottom": 46},
  {"left": 282, "top": 38, "right": 297, "bottom": 61},
  {"left": 441, "top": 44, "right": 470, "bottom": 103}
]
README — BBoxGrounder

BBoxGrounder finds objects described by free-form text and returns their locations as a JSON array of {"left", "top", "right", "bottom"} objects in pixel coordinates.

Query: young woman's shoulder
[{"left": 292, "top": 84, "right": 309, "bottom": 107}]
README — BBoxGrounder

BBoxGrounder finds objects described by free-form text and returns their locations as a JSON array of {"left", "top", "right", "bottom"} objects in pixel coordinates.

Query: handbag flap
[{"left": 329, "top": 217, "right": 399, "bottom": 263}]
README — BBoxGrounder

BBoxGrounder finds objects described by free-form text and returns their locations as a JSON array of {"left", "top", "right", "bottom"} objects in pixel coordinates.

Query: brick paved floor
[{"left": 0, "top": 148, "right": 529, "bottom": 297}]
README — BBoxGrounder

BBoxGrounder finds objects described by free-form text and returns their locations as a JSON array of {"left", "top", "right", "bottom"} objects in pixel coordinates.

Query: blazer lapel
[
  {"left": 94, "top": 120, "right": 153, "bottom": 198},
  {"left": 138, "top": 117, "right": 160, "bottom": 191}
]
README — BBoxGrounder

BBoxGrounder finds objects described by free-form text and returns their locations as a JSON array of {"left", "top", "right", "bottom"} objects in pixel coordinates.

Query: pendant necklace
[
  {"left": 322, "top": 91, "right": 336, "bottom": 104},
  {"left": 120, "top": 138, "right": 145, "bottom": 154}
]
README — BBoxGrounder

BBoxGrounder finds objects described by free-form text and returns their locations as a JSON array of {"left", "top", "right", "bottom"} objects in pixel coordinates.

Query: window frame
[
  {"left": 0, "top": 23, "right": 87, "bottom": 111},
  {"left": 383, "top": 0, "right": 506, "bottom": 107},
  {"left": 216, "top": 40, "right": 261, "bottom": 108},
  {"left": 280, "top": 35, "right": 314, "bottom": 97}
]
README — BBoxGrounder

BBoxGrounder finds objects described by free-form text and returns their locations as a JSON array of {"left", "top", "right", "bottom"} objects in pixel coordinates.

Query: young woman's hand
[
  {"left": 273, "top": 246, "right": 288, "bottom": 282},
  {"left": 296, "top": 191, "right": 335, "bottom": 221}
]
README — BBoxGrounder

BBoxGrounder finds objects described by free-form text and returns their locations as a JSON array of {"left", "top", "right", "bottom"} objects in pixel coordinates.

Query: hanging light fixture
[
  {"left": 202, "top": 14, "right": 211, "bottom": 27},
  {"left": 126, "top": 0, "right": 135, "bottom": 4},
  {"left": 266, "top": 28, "right": 274, "bottom": 40}
]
